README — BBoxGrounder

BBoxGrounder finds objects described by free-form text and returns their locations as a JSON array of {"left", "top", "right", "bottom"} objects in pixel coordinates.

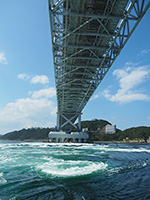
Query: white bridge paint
[{"left": 48, "top": 131, "right": 89, "bottom": 143}]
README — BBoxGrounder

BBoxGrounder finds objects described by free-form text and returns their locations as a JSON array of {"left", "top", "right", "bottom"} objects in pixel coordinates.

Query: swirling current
[{"left": 0, "top": 141, "right": 150, "bottom": 200}]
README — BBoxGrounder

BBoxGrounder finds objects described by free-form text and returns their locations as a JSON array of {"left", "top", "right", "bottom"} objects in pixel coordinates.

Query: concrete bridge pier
[{"left": 48, "top": 131, "right": 89, "bottom": 143}]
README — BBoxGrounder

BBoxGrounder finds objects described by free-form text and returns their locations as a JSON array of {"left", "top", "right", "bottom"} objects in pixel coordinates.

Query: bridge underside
[{"left": 49, "top": 0, "right": 150, "bottom": 132}]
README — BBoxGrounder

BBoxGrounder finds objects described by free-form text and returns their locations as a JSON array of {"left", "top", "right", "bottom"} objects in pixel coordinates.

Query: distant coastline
[
  {"left": 0, "top": 119, "right": 150, "bottom": 143},
  {"left": 94, "top": 140, "right": 150, "bottom": 144},
  {"left": 0, "top": 139, "right": 150, "bottom": 144}
]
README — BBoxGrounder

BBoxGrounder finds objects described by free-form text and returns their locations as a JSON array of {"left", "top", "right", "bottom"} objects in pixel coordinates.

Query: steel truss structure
[{"left": 49, "top": 0, "right": 150, "bottom": 132}]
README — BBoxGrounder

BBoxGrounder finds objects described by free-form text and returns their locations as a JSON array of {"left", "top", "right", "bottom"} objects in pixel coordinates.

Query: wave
[
  {"left": 1, "top": 142, "right": 150, "bottom": 153},
  {"left": 36, "top": 158, "right": 108, "bottom": 178},
  {"left": 0, "top": 173, "right": 7, "bottom": 184}
]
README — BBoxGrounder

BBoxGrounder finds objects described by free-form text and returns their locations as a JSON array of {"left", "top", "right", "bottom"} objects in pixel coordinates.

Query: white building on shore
[{"left": 105, "top": 124, "right": 116, "bottom": 134}]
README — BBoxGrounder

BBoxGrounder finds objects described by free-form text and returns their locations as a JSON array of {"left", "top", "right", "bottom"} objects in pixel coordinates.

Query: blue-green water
[{"left": 0, "top": 141, "right": 150, "bottom": 200}]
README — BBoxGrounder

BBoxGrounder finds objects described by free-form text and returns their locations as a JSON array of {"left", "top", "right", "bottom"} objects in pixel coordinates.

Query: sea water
[{"left": 0, "top": 141, "right": 150, "bottom": 200}]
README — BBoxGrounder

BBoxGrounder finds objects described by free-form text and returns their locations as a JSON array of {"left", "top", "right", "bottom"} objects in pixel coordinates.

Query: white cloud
[
  {"left": 30, "top": 75, "right": 49, "bottom": 84},
  {"left": 0, "top": 52, "right": 8, "bottom": 65},
  {"left": 0, "top": 74, "right": 56, "bottom": 134},
  {"left": 102, "top": 65, "right": 150, "bottom": 104},
  {"left": 18, "top": 73, "right": 30, "bottom": 81},
  {"left": 91, "top": 86, "right": 111, "bottom": 101},
  {"left": 0, "top": 97, "right": 57, "bottom": 134},
  {"left": 0, "top": 73, "right": 55, "bottom": 134},
  {"left": 91, "top": 93, "right": 101, "bottom": 100},
  {"left": 140, "top": 49, "right": 150, "bottom": 55},
  {"left": 124, "top": 61, "right": 139, "bottom": 67},
  {"left": 18, "top": 74, "right": 49, "bottom": 85},
  {"left": 30, "top": 87, "right": 56, "bottom": 99},
  {"left": 148, "top": 116, "right": 150, "bottom": 121}
]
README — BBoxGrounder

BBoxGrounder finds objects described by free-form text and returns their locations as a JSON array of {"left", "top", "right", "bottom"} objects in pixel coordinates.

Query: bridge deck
[{"left": 49, "top": 0, "right": 150, "bottom": 131}]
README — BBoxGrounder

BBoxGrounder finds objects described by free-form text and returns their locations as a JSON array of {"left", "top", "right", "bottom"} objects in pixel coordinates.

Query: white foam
[
  {"left": 9, "top": 197, "right": 17, "bottom": 200},
  {"left": 72, "top": 143, "right": 150, "bottom": 153},
  {"left": 104, "top": 147, "right": 150, "bottom": 153},
  {"left": 0, "top": 173, "right": 7, "bottom": 184},
  {"left": 107, "top": 167, "right": 121, "bottom": 176},
  {"left": 3, "top": 142, "right": 150, "bottom": 154},
  {"left": 0, "top": 154, "right": 15, "bottom": 165},
  {"left": 36, "top": 158, "right": 108, "bottom": 177}
]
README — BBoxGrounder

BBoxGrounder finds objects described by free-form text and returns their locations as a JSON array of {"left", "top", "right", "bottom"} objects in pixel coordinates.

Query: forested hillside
[
  {"left": 1, "top": 127, "right": 53, "bottom": 141},
  {"left": 1, "top": 119, "right": 111, "bottom": 141},
  {"left": 117, "top": 126, "right": 150, "bottom": 142},
  {"left": 1, "top": 120, "right": 150, "bottom": 143},
  {"left": 81, "top": 119, "right": 111, "bottom": 131},
  {"left": 90, "top": 126, "right": 150, "bottom": 142}
]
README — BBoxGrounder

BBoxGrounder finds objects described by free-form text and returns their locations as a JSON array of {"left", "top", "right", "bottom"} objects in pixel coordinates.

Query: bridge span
[{"left": 48, "top": 0, "right": 150, "bottom": 138}]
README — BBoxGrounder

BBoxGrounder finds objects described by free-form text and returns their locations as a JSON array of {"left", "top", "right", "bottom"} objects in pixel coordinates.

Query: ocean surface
[{"left": 0, "top": 141, "right": 150, "bottom": 200}]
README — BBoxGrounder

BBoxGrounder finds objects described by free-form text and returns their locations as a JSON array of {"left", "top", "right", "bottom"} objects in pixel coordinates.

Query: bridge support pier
[
  {"left": 48, "top": 131, "right": 89, "bottom": 143},
  {"left": 56, "top": 112, "right": 60, "bottom": 130},
  {"left": 51, "top": 112, "right": 88, "bottom": 143},
  {"left": 56, "top": 111, "right": 82, "bottom": 132},
  {"left": 78, "top": 113, "right": 81, "bottom": 131}
]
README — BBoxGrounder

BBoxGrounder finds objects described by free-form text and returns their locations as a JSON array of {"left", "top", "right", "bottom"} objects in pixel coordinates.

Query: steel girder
[{"left": 49, "top": 0, "right": 150, "bottom": 132}]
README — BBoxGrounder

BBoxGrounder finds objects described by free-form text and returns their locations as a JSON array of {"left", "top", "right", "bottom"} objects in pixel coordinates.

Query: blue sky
[{"left": 0, "top": 0, "right": 150, "bottom": 134}]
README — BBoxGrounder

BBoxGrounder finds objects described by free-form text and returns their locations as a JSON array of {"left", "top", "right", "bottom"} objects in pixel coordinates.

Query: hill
[
  {"left": 81, "top": 119, "right": 111, "bottom": 131},
  {"left": 91, "top": 126, "right": 150, "bottom": 143},
  {"left": 1, "top": 127, "right": 53, "bottom": 141},
  {"left": 1, "top": 119, "right": 111, "bottom": 141},
  {"left": 117, "top": 126, "right": 150, "bottom": 142},
  {"left": 1, "top": 119, "right": 150, "bottom": 143}
]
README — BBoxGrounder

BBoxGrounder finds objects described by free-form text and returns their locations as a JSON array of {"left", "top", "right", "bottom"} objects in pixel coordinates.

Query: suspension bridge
[{"left": 48, "top": 0, "right": 150, "bottom": 142}]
